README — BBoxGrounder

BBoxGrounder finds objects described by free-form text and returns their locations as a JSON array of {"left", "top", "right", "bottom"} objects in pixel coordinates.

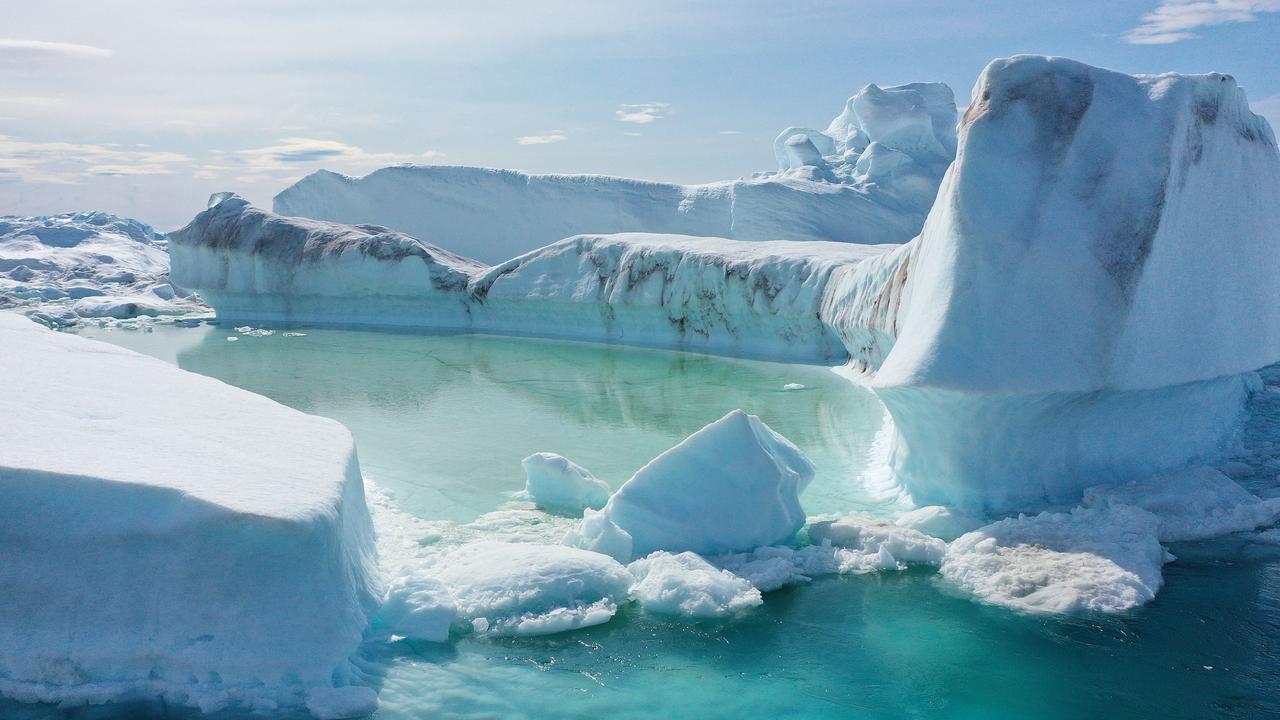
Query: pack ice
[
  {"left": 0, "top": 211, "right": 205, "bottom": 326},
  {"left": 272, "top": 82, "right": 956, "bottom": 263},
  {"left": 0, "top": 313, "right": 380, "bottom": 715}
]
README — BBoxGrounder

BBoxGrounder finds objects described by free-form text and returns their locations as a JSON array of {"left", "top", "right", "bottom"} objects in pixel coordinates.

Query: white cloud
[
  {"left": 0, "top": 134, "right": 190, "bottom": 184},
  {"left": 516, "top": 133, "right": 568, "bottom": 145},
  {"left": 0, "top": 38, "right": 113, "bottom": 60},
  {"left": 616, "top": 102, "right": 670, "bottom": 124},
  {"left": 1125, "top": 0, "right": 1280, "bottom": 44}
]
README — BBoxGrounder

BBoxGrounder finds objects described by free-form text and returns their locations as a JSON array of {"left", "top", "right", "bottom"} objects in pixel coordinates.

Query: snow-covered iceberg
[
  {"left": 0, "top": 313, "right": 380, "bottom": 714},
  {"left": 272, "top": 82, "right": 956, "bottom": 263},
  {"left": 0, "top": 211, "right": 205, "bottom": 326}
]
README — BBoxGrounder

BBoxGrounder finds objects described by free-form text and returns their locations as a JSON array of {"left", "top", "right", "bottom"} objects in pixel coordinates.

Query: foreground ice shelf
[{"left": 0, "top": 313, "right": 379, "bottom": 716}]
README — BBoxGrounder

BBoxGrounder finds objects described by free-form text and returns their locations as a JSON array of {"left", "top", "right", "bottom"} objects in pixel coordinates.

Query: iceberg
[
  {"left": 0, "top": 211, "right": 205, "bottom": 326},
  {"left": 0, "top": 313, "right": 379, "bottom": 714},
  {"left": 169, "top": 56, "right": 1280, "bottom": 515},
  {"left": 569, "top": 410, "right": 815, "bottom": 561},
  {"left": 272, "top": 82, "right": 956, "bottom": 263},
  {"left": 520, "top": 452, "right": 612, "bottom": 512}
]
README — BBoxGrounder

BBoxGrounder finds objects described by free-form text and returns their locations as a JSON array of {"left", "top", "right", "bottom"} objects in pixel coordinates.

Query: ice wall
[
  {"left": 271, "top": 83, "right": 956, "bottom": 263},
  {"left": 0, "top": 313, "right": 381, "bottom": 715},
  {"left": 170, "top": 197, "right": 898, "bottom": 363},
  {"left": 854, "top": 56, "right": 1280, "bottom": 509}
]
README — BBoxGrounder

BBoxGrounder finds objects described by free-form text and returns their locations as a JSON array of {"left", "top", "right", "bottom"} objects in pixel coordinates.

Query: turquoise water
[{"left": 40, "top": 325, "right": 1280, "bottom": 719}]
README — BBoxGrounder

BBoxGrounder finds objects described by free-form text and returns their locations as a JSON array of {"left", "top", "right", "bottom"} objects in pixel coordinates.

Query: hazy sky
[{"left": 2, "top": 0, "right": 1278, "bottom": 229}]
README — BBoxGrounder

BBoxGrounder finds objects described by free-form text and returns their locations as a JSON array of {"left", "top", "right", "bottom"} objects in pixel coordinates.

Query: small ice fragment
[
  {"left": 521, "top": 452, "right": 611, "bottom": 512},
  {"left": 783, "top": 383, "right": 805, "bottom": 390},
  {"left": 226, "top": 336, "right": 238, "bottom": 342},
  {"left": 283, "top": 331, "right": 307, "bottom": 337}
]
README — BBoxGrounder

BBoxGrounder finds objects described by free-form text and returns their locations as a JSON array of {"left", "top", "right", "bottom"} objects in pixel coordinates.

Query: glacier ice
[
  {"left": 520, "top": 452, "right": 612, "bottom": 512},
  {"left": 0, "top": 312, "right": 380, "bottom": 714},
  {"left": 894, "top": 505, "right": 984, "bottom": 542},
  {"left": 570, "top": 410, "right": 815, "bottom": 560},
  {"left": 432, "top": 541, "right": 633, "bottom": 636},
  {"left": 272, "top": 82, "right": 956, "bottom": 264},
  {"left": 808, "top": 515, "right": 947, "bottom": 568},
  {"left": 377, "top": 576, "right": 457, "bottom": 643},
  {"left": 627, "top": 551, "right": 763, "bottom": 618},
  {"left": 0, "top": 211, "right": 205, "bottom": 326}
]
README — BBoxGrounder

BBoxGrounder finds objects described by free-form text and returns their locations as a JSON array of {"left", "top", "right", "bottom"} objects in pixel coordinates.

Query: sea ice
[
  {"left": 571, "top": 410, "right": 815, "bottom": 560},
  {"left": 520, "top": 452, "right": 612, "bottom": 512},
  {"left": 809, "top": 515, "right": 946, "bottom": 568},
  {"left": 1083, "top": 466, "right": 1280, "bottom": 542}
]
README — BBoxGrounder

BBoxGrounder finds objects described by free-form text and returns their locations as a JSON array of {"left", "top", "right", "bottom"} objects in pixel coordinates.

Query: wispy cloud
[
  {"left": 616, "top": 102, "right": 670, "bottom": 124},
  {"left": 190, "top": 138, "right": 445, "bottom": 182},
  {"left": 1125, "top": 0, "right": 1280, "bottom": 44},
  {"left": 0, "top": 134, "right": 190, "bottom": 184},
  {"left": 0, "top": 39, "right": 113, "bottom": 60},
  {"left": 718, "top": 130, "right": 742, "bottom": 135},
  {"left": 516, "top": 133, "right": 568, "bottom": 145}
]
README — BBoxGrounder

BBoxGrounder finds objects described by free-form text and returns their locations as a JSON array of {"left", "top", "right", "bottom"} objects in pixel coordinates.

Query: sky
[{"left": 1, "top": 0, "right": 1278, "bottom": 230}]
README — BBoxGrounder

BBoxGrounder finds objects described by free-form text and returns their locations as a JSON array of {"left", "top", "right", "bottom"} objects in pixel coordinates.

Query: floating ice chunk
[
  {"left": 306, "top": 686, "right": 379, "bottom": 720},
  {"left": 566, "top": 507, "right": 635, "bottom": 562},
  {"left": 783, "top": 383, "right": 806, "bottom": 390},
  {"left": 377, "top": 576, "right": 456, "bottom": 643},
  {"left": 809, "top": 515, "right": 946, "bottom": 568},
  {"left": 434, "top": 541, "right": 632, "bottom": 636},
  {"left": 628, "top": 551, "right": 762, "bottom": 618},
  {"left": 572, "top": 410, "right": 814, "bottom": 560},
  {"left": 521, "top": 452, "right": 612, "bottom": 512},
  {"left": 1083, "top": 466, "right": 1280, "bottom": 542},
  {"left": 941, "top": 506, "right": 1166, "bottom": 613},
  {"left": 895, "top": 505, "right": 985, "bottom": 541}
]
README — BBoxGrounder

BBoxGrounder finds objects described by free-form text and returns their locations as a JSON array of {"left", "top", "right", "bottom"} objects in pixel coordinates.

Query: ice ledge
[{"left": 0, "top": 313, "right": 380, "bottom": 715}]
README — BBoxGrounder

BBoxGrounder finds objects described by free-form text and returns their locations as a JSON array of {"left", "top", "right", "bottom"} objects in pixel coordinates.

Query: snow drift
[
  {"left": 272, "top": 82, "right": 956, "bottom": 263},
  {"left": 0, "top": 211, "right": 204, "bottom": 326},
  {"left": 0, "top": 313, "right": 380, "bottom": 714}
]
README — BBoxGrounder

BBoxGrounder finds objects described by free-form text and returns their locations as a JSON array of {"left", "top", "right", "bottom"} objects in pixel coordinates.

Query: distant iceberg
[{"left": 272, "top": 82, "right": 957, "bottom": 263}]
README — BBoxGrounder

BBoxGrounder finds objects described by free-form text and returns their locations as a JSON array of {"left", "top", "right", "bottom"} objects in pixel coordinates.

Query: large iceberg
[
  {"left": 0, "top": 211, "right": 205, "bottom": 326},
  {"left": 0, "top": 313, "right": 380, "bottom": 714},
  {"left": 272, "top": 82, "right": 956, "bottom": 263}
]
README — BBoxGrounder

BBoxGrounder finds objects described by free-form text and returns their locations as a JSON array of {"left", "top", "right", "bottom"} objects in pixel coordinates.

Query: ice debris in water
[
  {"left": 783, "top": 383, "right": 806, "bottom": 390},
  {"left": 569, "top": 410, "right": 815, "bottom": 561},
  {"left": 940, "top": 506, "right": 1167, "bottom": 614},
  {"left": 1083, "top": 466, "right": 1280, "bottom": 542},
  {"left": 627, "top": 551, "right": 762, "bottom": 618},
  {"left": 520, "top": 452, "right": 611, "bottom": 512},
  {"left": 894, "top": 505, "right": 985, "bottom": 542},
  {"left": 431, "top": 541, "right": 633, "bottom": 636},
  {"left": 376, "top": 575, "right": 456, "bottom": 643}
]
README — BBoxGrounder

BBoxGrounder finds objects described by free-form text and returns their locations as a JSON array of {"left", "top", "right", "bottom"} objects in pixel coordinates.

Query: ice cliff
[
  {"left": 0, "top": 313, "right": 380, "bottom": 715},
  {"left": 271, "top": 82, "right": 956, "bottom": 263},
  {"left": 0, "top": 211, "right": 205, "bottom": 326}
]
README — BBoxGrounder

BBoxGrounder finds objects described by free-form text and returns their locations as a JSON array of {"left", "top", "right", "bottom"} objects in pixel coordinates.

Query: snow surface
[
  {"left": 273, "top": 84, "right": 955, "bottom": 263},
  {"left": 570, "top": 410, "right": 815, "bottom": 560},
  {"left": 520, "top": 452, "right": 611, "bottom": 512},
  {"left": 0, "top": 312, "right": 379, "bottom": 714},
  {"left": 0, "top": 211, "right": 205, "bottom": 326}
]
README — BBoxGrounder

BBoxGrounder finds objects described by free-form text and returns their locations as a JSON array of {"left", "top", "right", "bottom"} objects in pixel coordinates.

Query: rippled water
[{"left": 31, "top": 324, "right": 1280, "bottom": 719}]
